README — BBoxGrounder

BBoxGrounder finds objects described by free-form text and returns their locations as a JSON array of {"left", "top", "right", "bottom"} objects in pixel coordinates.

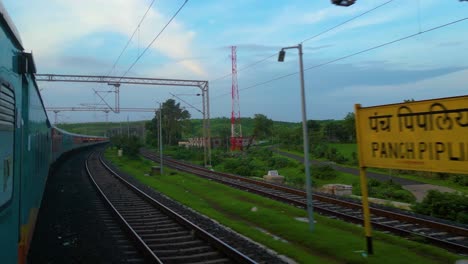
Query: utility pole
[
  {"left": 278, "top": 43, "right": 314, "bottom": 231},
  {"left": 127, "top": 115, "right": 130, "bottom": 137},
  {"left": 158, "top": 102, "right": 163, "bottom": 175}
]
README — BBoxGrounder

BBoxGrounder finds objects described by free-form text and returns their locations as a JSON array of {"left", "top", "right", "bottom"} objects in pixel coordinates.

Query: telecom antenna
[{"left": 230, "top": 46, "right": 242, "bottom": 151}]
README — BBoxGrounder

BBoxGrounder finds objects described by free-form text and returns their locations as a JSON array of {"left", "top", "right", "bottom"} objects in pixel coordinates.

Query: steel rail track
[
  {"left": 86, "top": 151, "right": 257, "bottom": 264},
  {"left": 140, "top": 149, "right": 468, "bottom": 254}
]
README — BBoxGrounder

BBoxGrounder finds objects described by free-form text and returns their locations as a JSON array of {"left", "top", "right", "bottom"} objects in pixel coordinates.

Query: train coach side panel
[
  {"left": 18, "top": 76, "right": 51, "bottom": 255},
  {"left": 0, "top": 7, "right": 23, "bottom": 262}
]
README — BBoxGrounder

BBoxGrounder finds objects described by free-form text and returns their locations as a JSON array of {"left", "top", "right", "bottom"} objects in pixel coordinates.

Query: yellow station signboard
[{"left": 355, "top": 95, "right": 468, "bottom": 174}]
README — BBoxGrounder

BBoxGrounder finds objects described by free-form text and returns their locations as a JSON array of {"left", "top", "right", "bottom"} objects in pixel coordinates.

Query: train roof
[
  {"left": 0, "top": 1, "right": 23, "bottom": 49},
  {"left": 52, "top": 126, "right": 107, "bottom": 139}
]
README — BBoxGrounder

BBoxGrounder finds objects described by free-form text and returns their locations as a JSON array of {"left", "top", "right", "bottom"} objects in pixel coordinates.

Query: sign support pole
[
  {"left": 355, "top": 104, "right": 374, "bottom": 255},
  {"left": 359, "top": 167, "right": 373, "bottom": 255}
]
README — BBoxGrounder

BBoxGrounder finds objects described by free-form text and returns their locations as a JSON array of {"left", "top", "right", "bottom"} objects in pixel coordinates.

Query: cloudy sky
[{"left": 3, "top": 0, "right": 468, "bottom": 123}]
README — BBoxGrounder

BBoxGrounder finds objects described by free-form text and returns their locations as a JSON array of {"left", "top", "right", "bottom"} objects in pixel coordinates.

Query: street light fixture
[
  {"left": 331, "top": 0, "right": 356, "bottom": 6},
  {"left": 278, "top": 43, "right": 315, "bottom": 231},
  {"left": 278, "top": 50, "right": 286, "bottom": 62}
]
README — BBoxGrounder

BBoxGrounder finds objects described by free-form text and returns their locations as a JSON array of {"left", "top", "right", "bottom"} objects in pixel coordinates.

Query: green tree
[
  {"left": 151, "top": 99, "right": 191, "bottom": 146},
  {"left": 110, "top": 135, "right": 142, "bottom": 158},
  {"left": 343, "top": 112, "right": 356, "bottom": 142},
  {"left": 218, "top": 124, "right": 231, "bottom": 150},
  {"left": 307, "top": 120, "right": 321, "bottom": 133},
  {"left": 323, "top": 121, "right": 347, "bottom": 142},
  {"left": 252, "top": 114, "right": 274, "bottom": 140},
  {"left": 145, "top": 120, "right": 157, "bottom": 147}
]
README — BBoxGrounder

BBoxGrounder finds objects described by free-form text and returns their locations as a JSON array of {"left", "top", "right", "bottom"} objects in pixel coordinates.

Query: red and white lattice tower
[{"left": 230, "top": 46, "right": 242, "bottom": 151}]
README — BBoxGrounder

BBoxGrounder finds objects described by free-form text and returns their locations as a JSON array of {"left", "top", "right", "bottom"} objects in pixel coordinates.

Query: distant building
[
  {"left": 179, "top": 136, "right": 255, "bottom": 149},
  {"left": 107, "top": 126, "right": 145, "bottom": 139}
]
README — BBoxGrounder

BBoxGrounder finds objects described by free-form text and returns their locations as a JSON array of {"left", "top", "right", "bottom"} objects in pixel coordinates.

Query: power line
[
  {"left": 301, "top": 0, "right": 395, "bottom": 43},
  {"left": 209, "top": 16, "right": 468, "bottom": 101},
  {"left": 95, "top": 0, "right": 188, "bottom": 111},
  {"left": 95, "top": 0, "right": 156, "bottom": 111},
  {"left": 120, "top": 0, "right": 189, "bottom": 80},
  {"left": 209, "top": 0, "right": 395, "bottom": 83},
  {"left": 107, "top": 0, "right": 156, "bottom": 76}
]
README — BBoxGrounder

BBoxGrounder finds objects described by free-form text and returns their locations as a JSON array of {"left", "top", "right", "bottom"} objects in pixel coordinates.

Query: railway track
[
  {"left": 140, "top": 149, "right": 468, "bottom": 254},
  {"left": 86, "top": 151, "right": 257, "bottom": 264}
]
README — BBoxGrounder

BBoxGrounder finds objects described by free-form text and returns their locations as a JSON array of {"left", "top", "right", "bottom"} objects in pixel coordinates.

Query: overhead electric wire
[
  {"left": 119, "top": 0, "right": 189, "bottom": 80},
  {"left": 208, "top": 16, "right": 468, "bottom": 101},
  {"left": 106, "top": 0, "right": 157, "bottom": 77},
  {"left": 95, "top": 0, "right": 156, "bottom": 111},
  {"left": 95, "top": 0, "right": 187, "bottom": 111},
  {"left": 209, "top": 0, "right": 395, "bottom": 83},
  {"left": 301, "top": 0, "right": 395, "bottom": 43}
]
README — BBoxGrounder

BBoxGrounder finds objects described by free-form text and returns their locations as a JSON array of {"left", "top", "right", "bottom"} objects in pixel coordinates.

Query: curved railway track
[
  {"left": 86, "top": 151, "right": 257, "bottom": 264},
  {"left": 140, "top": 149, "right": 468, "bottom": 254}
]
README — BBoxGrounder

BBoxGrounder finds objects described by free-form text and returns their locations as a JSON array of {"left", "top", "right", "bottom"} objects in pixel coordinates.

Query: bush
[
  {"left": 353, "top": 179, "right": 416, "bottom": 203},
  {"left": 412, "top": 190, "right": 468, "bottom": 224},
  {"left": 171, "top": 147, "right": 203, "bottom": 161},
  {"left": 110, "top": 135, "right": 142, "bottom": 158},
  {"left": 268, "top": 156, "right": 293, "bottom": 168},
  {"left": 326, "top": 148, "right": 348, "bottom": 163},
  {"left": 312, "top": 143, "right": 328, "bottom": 158},
  {"left": 286, "top": 175, "right": 306, "bottom": 188},
  {"left": 453, "top": 174, "right": 468, "bottom": 186},
  {"left": 313, "top": 165, "right": 337, "bottom": 180}
]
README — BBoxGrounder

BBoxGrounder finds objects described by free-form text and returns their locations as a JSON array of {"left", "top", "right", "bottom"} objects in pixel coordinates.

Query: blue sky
[{"left": 3, "top": 0, "right": 468, "bottom": 123}]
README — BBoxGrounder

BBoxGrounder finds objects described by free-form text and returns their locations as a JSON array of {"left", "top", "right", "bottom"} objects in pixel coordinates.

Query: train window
[{"left": 0, "top": 83, "right": 15, "bottom": 209}]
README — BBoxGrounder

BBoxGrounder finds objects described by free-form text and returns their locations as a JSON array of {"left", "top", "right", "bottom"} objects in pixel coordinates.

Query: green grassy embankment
[
  {"left": 279, "top": 145, "right": 468, "bottom": 194},
  {"left": 329, "top": 143, "right": 357, "bottom": 160},
  {"left": 104, "top": 149, "right": 462, "bottom": 264}
]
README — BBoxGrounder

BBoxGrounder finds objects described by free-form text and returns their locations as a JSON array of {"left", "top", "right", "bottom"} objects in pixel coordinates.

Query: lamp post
[
  {"left": 170, "top": 92, "right": 210, "bottom": 168},
  {"left": 157, "top": 102, "right": 163, "bottom": 175},
  {"left": 278, "top": 43, "right": 314, "bottom": 231}
]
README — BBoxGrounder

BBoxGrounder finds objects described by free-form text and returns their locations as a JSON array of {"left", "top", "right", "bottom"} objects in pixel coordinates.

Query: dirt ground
[{"left": 402, "top": 184, "right": 457, "bottom": 202}]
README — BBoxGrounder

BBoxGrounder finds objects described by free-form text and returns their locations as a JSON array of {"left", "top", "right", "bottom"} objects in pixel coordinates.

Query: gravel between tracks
[
  {"left": 102, "top": 156, "right": 292, "bottom": 264},
  {"left": 29, "top": 148, "right": 136, "bottom": 263}
]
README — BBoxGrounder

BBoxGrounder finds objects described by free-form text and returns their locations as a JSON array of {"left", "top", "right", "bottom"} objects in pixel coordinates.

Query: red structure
[{"left": 230, "top": 46, "right": 243, "bottom": 151}]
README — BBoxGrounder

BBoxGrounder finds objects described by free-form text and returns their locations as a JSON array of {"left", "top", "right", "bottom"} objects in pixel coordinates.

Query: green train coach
[{"left": 0, "top": 3, "right": 107, "bottom": 263}]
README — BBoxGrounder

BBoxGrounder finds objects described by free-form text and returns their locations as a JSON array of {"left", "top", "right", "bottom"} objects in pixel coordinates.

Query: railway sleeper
[
  {"left": 184, "top": 258, "right": 232, "bottom": 264},
  {"left": 118, "top": 208, "right": 156, "bottom": 214},
  {"left": 124, "top": 213, "right": 165, "bottom": 220},
  {"left": 141, "top": 230, "right": 189, "bottom": 239},
  {"left": 125, "top": 257, "right": 146, "bottom": 263},
  {"left": 134, "top": 222, "right": 180, "bottom": 229},
  {"left": 128, "top": 219, "right": 174, "bottom": 226},
  {"left": 158, "top": 251, "right": 226, "bottom": 263},
  {"left": 379, "top": 220, "right": 400, "bottom": 225},
  {"left": 112, "top": 201, "right": 148, "bottom": 205},
  {"left": 116, "top": 204, "right": 155, "bottom": 210},
  {"left": 428, "top": 232, "right": 448, "bottom": 236},
  {"left": 152, "top": 245, "right": 213, "bottom": 257},
  {"left": 394, "top": 223, "right": 414, "bottom": 228},
  {"left": 134, "top": 226, "right": 184, "bottom": 234},
  {"left": 149, "top": 240, "right": 206, "bottom": 250},
  {"left": 445, "top": 236, "right": 466, "bottom": 241},
  {"left": 144, "top": 234, "right": 196, "bottom": 243}
]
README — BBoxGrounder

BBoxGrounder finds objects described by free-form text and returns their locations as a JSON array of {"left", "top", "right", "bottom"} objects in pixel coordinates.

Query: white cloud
[
  {"left": 9, "top": 0, "right": 205, "bottom": 76},
  {"left": 327, "top": 68, "right": 468, "bottom": 102}
]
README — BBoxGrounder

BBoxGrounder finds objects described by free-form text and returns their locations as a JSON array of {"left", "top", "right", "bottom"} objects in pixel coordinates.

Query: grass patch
[
  {"left": 329, "top": 143, "right": 357, "bottom": 160},
  {"left": 105, "top": 149, "right": 463, "bottom": 264},
  {"left": 279, "top": 147, "right": 468, "bottom": 195},
  {"left": 369, "top": 168, "right": 468, "bottom": 195}
]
